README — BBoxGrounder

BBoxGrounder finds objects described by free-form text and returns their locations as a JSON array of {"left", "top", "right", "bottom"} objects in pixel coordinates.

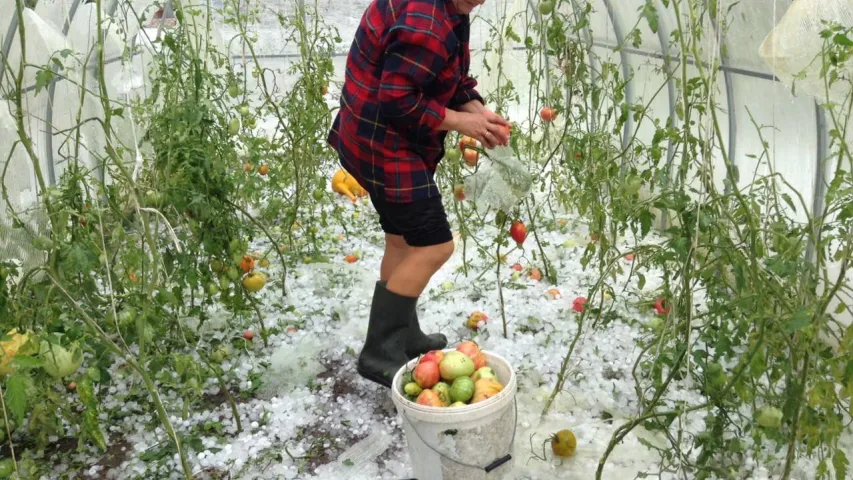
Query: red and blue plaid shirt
[{"left": 327, "top": 0, "right": 483, "bottom": 203}]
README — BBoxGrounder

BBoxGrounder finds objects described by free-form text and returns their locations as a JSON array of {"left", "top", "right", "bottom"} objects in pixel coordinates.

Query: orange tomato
[
  {"left": 459, "top": 135, "right": 478, "bottom": 151},
  {"left": 453, "top": 184, "right": 466, "bottom": 201},
  {"left": 240, "top": 255, "right": 255, "bottom": 273},
  {"left": 540, "top": 107, "right": 557, "bottom": 122},
  {"left": 258, "top": 164, "right": 269, "bottom": 176},
  {"left": 528, "top": 267, "right": 542, "bottom": 281},
  {"left": 499, "top": 123, "right": 511, "bottom": 139},
  {"left": 463, "top": 149, "right": 479, "bottom": 167}
]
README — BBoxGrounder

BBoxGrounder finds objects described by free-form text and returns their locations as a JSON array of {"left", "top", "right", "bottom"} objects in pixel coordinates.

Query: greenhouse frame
[{"left": 1, "top": 0, "right": 852, "bottom": 478}]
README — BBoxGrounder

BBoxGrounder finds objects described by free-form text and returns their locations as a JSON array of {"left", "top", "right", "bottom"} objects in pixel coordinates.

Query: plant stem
[{"left": 45, "top": 271, "right": 194, "bottom": 479}]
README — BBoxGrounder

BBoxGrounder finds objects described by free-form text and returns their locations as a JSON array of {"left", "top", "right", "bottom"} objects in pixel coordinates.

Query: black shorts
[{"left": 368, "top": 192, "right": 453, "bottom": 247}]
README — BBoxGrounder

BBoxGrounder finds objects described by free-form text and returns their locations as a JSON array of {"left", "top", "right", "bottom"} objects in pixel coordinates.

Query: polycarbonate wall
[
  {"left": 1, "top": 0, "right": 827, "bottom": 211},
  {"left": 2, "top": 0, "right": 849, "bottom": 316}
]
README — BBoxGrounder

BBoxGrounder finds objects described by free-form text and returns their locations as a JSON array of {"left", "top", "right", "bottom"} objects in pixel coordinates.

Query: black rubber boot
[
  {"left": 376, "top": 281, "right": 447, "bottom": 358},
  {"left": 404, "top": 307, "right": 448, "bottom": 359},
  {"left": 356, "top": 282, "right": 418, "bottom": 388}
]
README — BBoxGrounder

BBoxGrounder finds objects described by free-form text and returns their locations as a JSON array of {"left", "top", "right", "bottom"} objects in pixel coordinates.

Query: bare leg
[
  {"left": 380, "top": 234, "right": 409, "bottom": 282},
  {"left": 385, "top": 241, "right": 455, "bottom": 297}
]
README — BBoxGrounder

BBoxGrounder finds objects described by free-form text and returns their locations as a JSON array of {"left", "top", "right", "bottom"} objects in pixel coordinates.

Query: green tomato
[
  {"left": 432, "top": 382, "right": 451, "bottom": 405},
  {"left": 232, "top": 251, "right": 245, "bottom": 266},
  {"left": 404, "top": 382, "right": 423, "bottom": 396},
  {"left": 229, "top": 118, "right": 240, "bottom": 136},
  {"left": 705, "top": 361, "right": 723, "bottom": 377},
  {"left": 211, "top": 346, "right": 229, "bottom": 363},
  {"left": 219, "top": 276, "right": 232, "bottom": 290},
  {"left": 226, "top": 267, "right": 239, "bottom": 282},
  {"left": 538, "top": 0, "right": 554, "bottom": 15},
  {"left": 118, "top": 309, "right": 135, "bottom": 325},
  {"left": 228, "top": 83, "right": 240, "bottom": 98},
  {"left": 239, "top": 105, "right": 251, "bottom": 117},
  {"left": 145, "top": 189, "right": 162, "bottom": 205},
  {"left": 450, "top": 376, "right": 475, "bottom": 403},
  {"left": 756, "top": 406, "right": 783, "bottom": 428},
  {"left": 229, "top": 239, "right": 244, "bottom": 254},
  {"left": 445, "top": 147, "right": 462, "bottom": 162},
  {"left": 207, "top": 283, "right": 220, "bottom": 296},
  {"left": 312, "top": 189, "right": 324, "bottom": 201}
]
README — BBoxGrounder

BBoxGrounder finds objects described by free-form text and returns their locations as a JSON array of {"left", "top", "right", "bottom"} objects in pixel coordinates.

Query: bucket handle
[{"left": 400, "top": 397, "right": 518, "bottom": 474}]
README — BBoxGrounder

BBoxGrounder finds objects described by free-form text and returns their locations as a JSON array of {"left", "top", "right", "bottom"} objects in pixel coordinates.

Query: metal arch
[
  {"left": 601, "top": 0, "right": 634, "bottom": 160},
  {"left": 807, "top": 104, "right": 828, "bottom": 263},
  {"left": 2, "top": 12, "right": 20, "bottom": 72},
  {"left": 654, "top": 0, "right": 678, "bottom": 230},
  {"left": 79, "top": 0, "right": 122, "bottom": 183},
  {"left": 42, "top": 0, "right": 83, "bottom": 186},
  {"left": 710, "top": 10, "right": 736, "bottom": 195}
]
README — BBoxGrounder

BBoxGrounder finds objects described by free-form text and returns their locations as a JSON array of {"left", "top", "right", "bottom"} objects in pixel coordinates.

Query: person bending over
[{"left": 327, "top": 0, "right": 510, "bottom": 388}]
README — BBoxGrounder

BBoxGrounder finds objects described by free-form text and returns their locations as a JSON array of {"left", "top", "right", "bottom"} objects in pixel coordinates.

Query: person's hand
[{"left": 456, "top": 111, "right": 511, "bottom": 149}]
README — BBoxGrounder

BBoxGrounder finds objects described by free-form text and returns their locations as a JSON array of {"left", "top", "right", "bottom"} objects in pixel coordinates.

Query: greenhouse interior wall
[{"left": 2, "top": 0, "right": 853, "bottom": 478}]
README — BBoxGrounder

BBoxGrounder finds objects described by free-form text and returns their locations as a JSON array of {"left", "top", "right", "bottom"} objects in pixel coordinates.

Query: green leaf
[
  {"left": 5, "top": 374, "right": 28, "bottom": 425},
  {"left": 785, "top": 307, "right": 810, "bottom": 333},
  {"left": 83, "top": 408, "right": 107, "bottom": 451},
  {"left": 835, "top": 302, "right": 847, "bottom": 314},
  {"left": 833, "top": 34, "right": 853, "bottom": 47},
  {"left": 343, "top": 459, "right": 354, "bottom": 467},
  {"left": 639, "top": 210, "right": 654, "bottom": 237},
  {"left": 637, "top": 273, "right": 646, "bottom": 291},
  {"left": 34, "top": 69, "right": 55, "bottom": 95},
  {"left": 642, "top": 1, "right": 659, "bottom": 33},
  {"left": 781, "top": 193, "right": 796, "bottom": 213},
  {"left": 11, "top": 355, "right": 43, "bottom": 371},
  {"left": 833, "top": 449, "right": 849, "bottom": 480},
  {"left": 77, "top": 377, "right": 97, "bottom": 407}
]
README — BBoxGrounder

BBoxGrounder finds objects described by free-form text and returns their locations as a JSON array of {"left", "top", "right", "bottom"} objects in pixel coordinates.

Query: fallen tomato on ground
[
  {"left": 654, "top": 297, "right": 670, "bottom": 315},
  {"left": 551, "top": 429, "right": 577, "bottom": 457},
  {"left": 466, "top": 311, "right": 488, "bottom": 330},
  {"left": 527, "top": 267, "right": 542, "bottom": 281}
]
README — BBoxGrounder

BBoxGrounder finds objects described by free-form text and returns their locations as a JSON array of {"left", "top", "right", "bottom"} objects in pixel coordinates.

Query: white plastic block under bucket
[{"left": 390, "top": 349, "right": 518, "bottom": 480}]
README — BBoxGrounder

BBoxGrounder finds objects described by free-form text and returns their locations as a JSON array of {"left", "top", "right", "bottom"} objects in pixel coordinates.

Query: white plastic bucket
[{"left": 390, "top": 349, "right": 518, "bottom": 480}]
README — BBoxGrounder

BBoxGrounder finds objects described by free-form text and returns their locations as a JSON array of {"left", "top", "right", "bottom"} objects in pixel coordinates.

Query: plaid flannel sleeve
[
  {"left": 378, "top": 11, "right": 450, "bottom": 137},
  {"left": 449, "top": 75, "right": 484, "bottom": 110}
]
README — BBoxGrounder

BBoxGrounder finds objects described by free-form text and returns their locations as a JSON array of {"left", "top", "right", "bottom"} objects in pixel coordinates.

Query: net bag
[{"left": 463, "top": 145, "right": 534, "bottom": 213}]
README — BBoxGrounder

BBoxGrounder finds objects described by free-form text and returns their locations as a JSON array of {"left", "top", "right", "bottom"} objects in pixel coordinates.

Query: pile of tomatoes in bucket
[{"left": 399, "top": 341, "right": 505, "bottom": 407}]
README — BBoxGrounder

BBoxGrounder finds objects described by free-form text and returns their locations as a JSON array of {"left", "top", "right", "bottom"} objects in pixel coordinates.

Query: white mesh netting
[{"left": 759, "top": 0, "right": 853, "bottom": 103}]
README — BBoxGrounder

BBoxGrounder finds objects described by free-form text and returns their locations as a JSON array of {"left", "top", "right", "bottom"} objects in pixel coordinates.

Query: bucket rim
[{"left": 390, "top": 349, "right": 516, "bottom": 413}]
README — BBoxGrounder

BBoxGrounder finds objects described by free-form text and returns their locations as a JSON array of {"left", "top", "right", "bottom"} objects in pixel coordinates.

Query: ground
[{"left": 39, "top": 191, "right": 835, "bottom": 480}]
